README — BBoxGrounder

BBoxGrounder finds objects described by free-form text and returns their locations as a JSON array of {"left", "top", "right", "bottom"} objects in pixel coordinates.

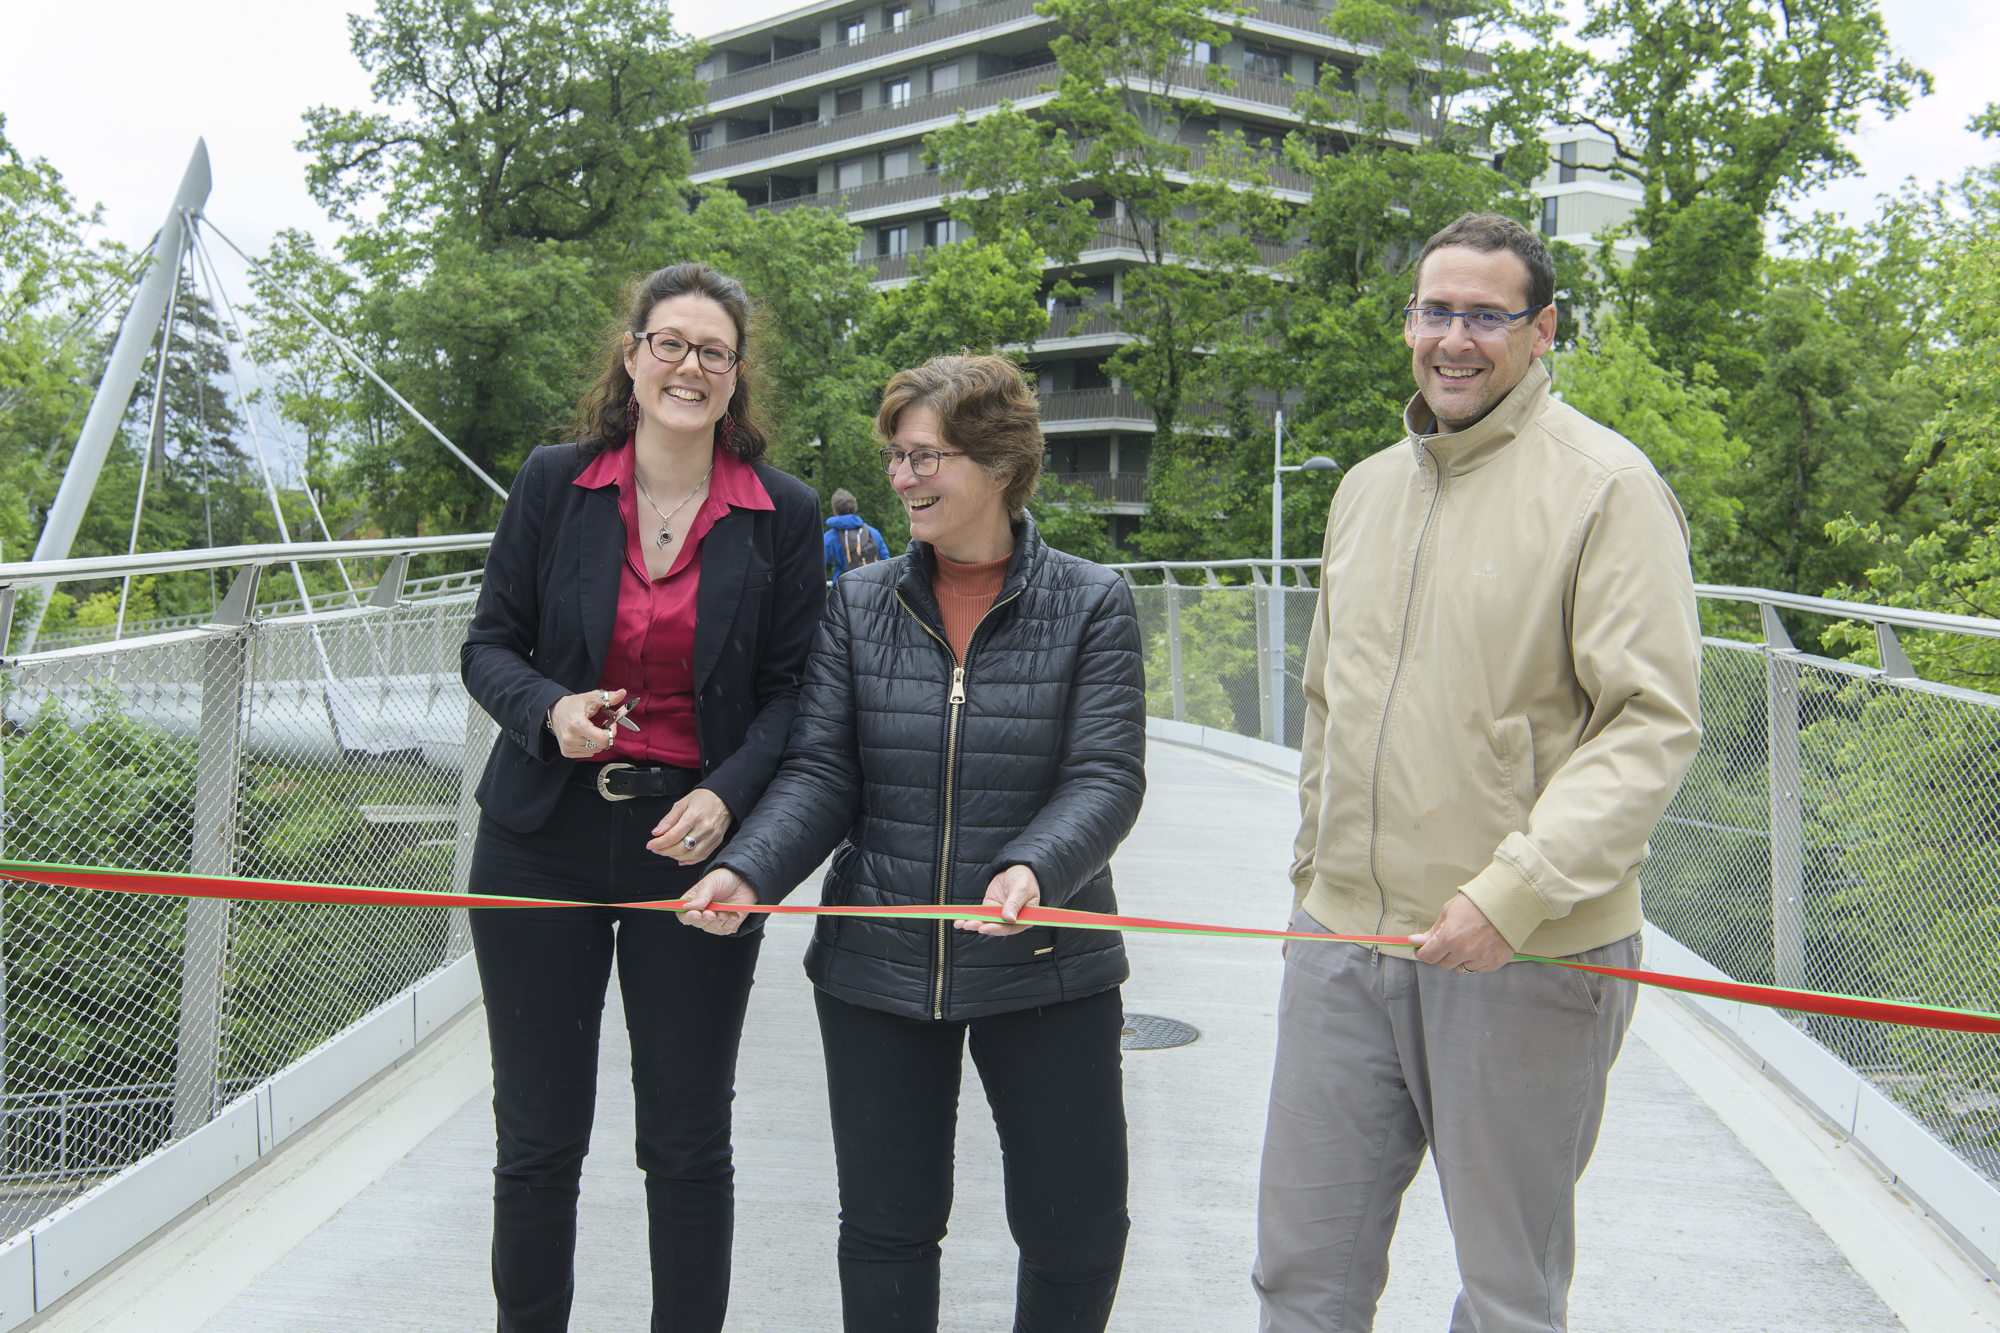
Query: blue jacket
[{"left": 824, "top": 513, "right": 890, "bottom": 579}]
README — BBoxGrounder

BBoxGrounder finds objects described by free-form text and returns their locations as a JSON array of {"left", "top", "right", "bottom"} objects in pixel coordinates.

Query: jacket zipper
[
  {"left": 895, "top": 587, "right": 1023, "bottom": 1018},
  {"left": 1367, "top": 439, "right": 1446, "bottom": 946}
]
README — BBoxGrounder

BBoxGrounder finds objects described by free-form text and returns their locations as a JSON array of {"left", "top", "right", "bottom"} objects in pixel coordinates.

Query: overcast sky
[{"left": 0, "top": 0, "right": 1992, "bottom": 284}]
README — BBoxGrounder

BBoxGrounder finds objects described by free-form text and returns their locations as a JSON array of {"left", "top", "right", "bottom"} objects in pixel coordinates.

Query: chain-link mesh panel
[
  {"left": 1642, "top": 643, "right": 1775, "bottom": 984},
  {"left": 0, "top": 597, "right": 482, "bottom": 1238},
  {"left": 1794, "top": 662, "right": 2000, "bottom": 1177},
  {"left": 1147, "top": 583, "right": 2000, "bottom": 1185}
]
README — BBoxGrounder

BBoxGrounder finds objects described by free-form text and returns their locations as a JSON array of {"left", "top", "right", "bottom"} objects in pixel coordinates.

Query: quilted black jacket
[{"left": 715, "top": 515, "right": 1146, "bottom": 1021}]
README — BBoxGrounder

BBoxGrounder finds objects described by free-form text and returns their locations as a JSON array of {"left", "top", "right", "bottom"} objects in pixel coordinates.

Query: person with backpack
[{"left": 823, "top": 487, "right": 890, "bottom": 579}]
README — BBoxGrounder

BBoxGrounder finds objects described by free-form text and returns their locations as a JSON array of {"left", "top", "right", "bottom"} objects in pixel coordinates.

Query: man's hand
[
  {"left": 1410, "top": 893, "right": 1513, "bottom": 974},
  {"left": 957, "top": 865, "right": 1040, "bottom": 936},
  {"left": 680, "top": 867, "right": 759, "bottom": 936}
]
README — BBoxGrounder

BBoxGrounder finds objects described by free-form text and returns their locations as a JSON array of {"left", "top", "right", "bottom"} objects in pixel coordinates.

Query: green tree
[
  {"left": 1555, "top": 0, "right": 1930, "bottom": 386},
  {"left": 293, "top": 0, "right": 706, "bottom": 535},
  {"left": 1278, "top": 0, "right": 1594, "bottom": 568},
  {"left": 1712, "top": 193, "right": 1952, "bottom": 600},
  {"left": 0, "top": 117, "right": 133, "bottom": 567},
  {"left": 670, "top": 191, "right": 900, "bottom": 546},
  {"left": 926, "top": 0, "right": 1286, "bottom": 559},
  {"left": 1553, "top": 318, "right": 1745, "bottom": 579},
  {"left": 866, "top": 228, "right": 1050, "bottom": 370},
  {"left": 1825, "top": 155, "right": 2000, "bottom": 688}
]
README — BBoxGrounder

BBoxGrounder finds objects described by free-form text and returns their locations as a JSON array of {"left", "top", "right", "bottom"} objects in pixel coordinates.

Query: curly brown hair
[
  {"left": 875, "top": 355, "right": 1044, "bottom": 519},
  {"left": 570, "top": 263, "right": 771, "bottom": 465}
]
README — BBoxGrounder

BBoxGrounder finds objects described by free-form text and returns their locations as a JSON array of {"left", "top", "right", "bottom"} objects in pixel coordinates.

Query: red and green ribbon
[{"left": 4, "top": 859, "right": 1997, "bottom": 1037}]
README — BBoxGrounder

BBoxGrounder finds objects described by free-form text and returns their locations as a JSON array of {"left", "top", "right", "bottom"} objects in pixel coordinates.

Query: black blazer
[{"left": 460, "top": 442, "right": 825, "bottom": 834}]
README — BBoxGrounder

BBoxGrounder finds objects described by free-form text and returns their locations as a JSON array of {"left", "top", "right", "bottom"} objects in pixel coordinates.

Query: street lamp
[
  {"left": 1268, "top": 411, "right": 1338, "bottom": 746},
  {"left": 1271, "top": 411, "right": 1339, "bottom": 566}
]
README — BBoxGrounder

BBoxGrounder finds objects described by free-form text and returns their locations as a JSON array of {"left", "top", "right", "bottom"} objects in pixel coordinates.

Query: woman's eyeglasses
[
  {"left": 634, "top": 331, "right": 742, "bottom": 373},
  {"left": 879, "top": 448, "right": 964, "bottom": 477}
]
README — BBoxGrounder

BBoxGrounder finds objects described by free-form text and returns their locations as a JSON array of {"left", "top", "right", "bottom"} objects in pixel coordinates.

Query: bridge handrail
[
  {"left": 1104, "top": 560, "right": 2000, "bottom": 641},
  {"left": 0, "top": 532, "right": 495, "bottom": 589}
]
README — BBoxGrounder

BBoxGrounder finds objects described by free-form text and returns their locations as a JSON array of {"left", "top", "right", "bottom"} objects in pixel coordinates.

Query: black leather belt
[{"left": 570, "top": 762, "right": 700, "bottom": 803}]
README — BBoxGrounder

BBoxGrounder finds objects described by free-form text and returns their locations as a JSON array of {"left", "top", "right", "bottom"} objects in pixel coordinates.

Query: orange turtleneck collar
[{"left": 933, "top": 550, "right": 1010, "bottom": 663}]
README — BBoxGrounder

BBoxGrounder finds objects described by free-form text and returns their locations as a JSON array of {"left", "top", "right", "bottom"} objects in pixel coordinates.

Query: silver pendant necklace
[{"left": 635, "top": 461, "right": 714, "bottom": 548}]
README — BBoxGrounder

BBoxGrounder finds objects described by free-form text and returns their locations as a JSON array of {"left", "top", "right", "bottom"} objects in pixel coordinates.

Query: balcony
[
  {"left": 1041, "top": 307, "right": 1126, "bottom": 343},
  {"left": 694, "top": 62, "right": 1393, "bottom": 181},
  {"left": 702, "top": 0, "right": 1361, "bottom": 108},
  {"left": 704, "top": 0, "right": 1043, "bottom": 106},
  {"left": 693, "top": 64, "right": 1061, "bottom": 176},
  {"left": 1038, "top": 385, "right": 1151, "bottom": 428},
  {"left": 1042, "top": 470, "right": 1148, "bottom": 504},
  {"left": 761, "top": 169, "right": 951, "bottom": 218}
]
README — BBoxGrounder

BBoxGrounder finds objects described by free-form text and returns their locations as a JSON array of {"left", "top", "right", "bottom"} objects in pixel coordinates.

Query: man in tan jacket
[{"left": 1252, "top": 213, "right": 1703, "bottom": 1332}]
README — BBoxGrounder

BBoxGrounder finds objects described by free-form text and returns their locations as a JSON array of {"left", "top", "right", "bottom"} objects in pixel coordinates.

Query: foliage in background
[
  {"left": 928, "top": 0, "right": 1288, "bottom": 559},
  {"left": 1554, "top": 0, "right": 1930, "bottom": 389},
  {"left": 1825, "top": 149, "right": 2000, "bottom": 689},
  {"left": 292, "top": 0, "right": 707, "bottom": 536},
  {"left": 1553, "top": 319, "right": 1744, "bottom": 579}
]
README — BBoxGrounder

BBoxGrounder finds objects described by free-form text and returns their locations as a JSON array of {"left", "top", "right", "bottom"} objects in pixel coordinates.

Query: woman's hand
[
  {"left": 647, "top": 787, "right": 734, "bottom": 864},
  {"left": 550, "top": 688, "right": 625, "bottom": 759},
  {"left": 681, "top": 867, "right": 759, "bottom": 936},
  {"left": 957, "top": 865, "right": 1041, "bottom": 936}
]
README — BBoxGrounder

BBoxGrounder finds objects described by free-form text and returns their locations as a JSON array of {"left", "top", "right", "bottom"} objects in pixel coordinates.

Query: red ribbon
[{"left": 4, "top": 861, "right": 1995, "bottom": 1036}]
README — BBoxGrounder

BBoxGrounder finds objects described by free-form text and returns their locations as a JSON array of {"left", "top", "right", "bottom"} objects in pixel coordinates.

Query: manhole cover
[{"left": 1121, "top": 1013, "right": 1198, "bottom": 1050}]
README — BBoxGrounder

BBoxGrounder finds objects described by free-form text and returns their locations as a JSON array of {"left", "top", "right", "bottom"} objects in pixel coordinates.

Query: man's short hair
[
  {"left": 830, "top": 487, "right": 859, "bottom": 516},
  {"left": 875, "top": 355, "right": 1044, "bottom": 519},
  {"left": 1414, "top": 213, "right": 1555, "bottom": 312}
]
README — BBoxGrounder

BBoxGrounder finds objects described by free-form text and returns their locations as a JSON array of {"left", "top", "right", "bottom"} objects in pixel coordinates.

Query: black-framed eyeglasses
[
  {"left": 1402, "top": 304, "right": 1547, "bottom": 338},
  {"left": 879, "top": 448, "right": 964, "bottom": 477},
  {"left": 634, "top": 330, "right": 742, "bottom": 373}
]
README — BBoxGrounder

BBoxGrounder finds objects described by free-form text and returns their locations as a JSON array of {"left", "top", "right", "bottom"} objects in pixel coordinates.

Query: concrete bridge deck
[{"left": 33, "top": 742, "right": 2000, "bottom": 1332}]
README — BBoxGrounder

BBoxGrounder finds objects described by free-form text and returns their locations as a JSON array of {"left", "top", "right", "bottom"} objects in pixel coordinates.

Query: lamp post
[{"left": 1268, "top": 411, "right": 1339, "bottom": 745}]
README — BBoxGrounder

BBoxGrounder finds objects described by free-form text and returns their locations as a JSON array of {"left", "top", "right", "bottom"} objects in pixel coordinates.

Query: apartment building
[
  {"left": 1534, "top": 126, "right": 1643, "bottom": 259},
  {"left": 690, "top": 0, "right": 1355, "bottom": 541}
]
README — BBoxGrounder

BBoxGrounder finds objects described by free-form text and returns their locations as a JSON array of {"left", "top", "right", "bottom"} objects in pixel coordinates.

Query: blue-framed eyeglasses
[{"left": 1403, "top": 304, "right": 1547, "bottom": 338}]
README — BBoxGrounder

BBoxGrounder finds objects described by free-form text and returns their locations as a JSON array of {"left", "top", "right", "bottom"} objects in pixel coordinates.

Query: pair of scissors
[{"left": 604, "top": 696, "right": 642, "bottom": 732}]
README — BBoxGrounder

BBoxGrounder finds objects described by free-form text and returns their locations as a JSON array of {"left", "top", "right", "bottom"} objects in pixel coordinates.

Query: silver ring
[
  {"left": 683, "top": 835, "right": 698, "bottom": 849},
  {"left": 1458, "top": 963, "right": 1474, "bottom": 974},
  {"left": 599, "top": 690, "right": 609, "bottom": 703},
  {"left": 584, "top": 740, "right": 597, "bottom": 751}
]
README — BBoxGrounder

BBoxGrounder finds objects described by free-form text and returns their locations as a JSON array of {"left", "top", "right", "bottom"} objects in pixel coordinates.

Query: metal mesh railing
[
  {"left": 1116, "top": 561, "right": 2000, "bottom": 1183},
  {"left": 0, "top": 550, "right": 492, "bottom": 1238}
]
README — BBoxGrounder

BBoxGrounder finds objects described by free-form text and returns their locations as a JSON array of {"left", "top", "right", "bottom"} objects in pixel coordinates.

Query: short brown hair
[
  {"left": 570, "top": 262, "right": 770, "bottom": 465},
  {"left": 830, "top": 487, "right": 859, "bottom": 516},
  {"left": 875, "top": 355, "right": 1044, "bottom": 519},
  {"left": 1413, "top": 213, "right": 1555, "bottom": 312}
]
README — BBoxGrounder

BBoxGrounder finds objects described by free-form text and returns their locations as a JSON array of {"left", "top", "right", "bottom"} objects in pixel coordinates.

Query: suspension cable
[
  {"left": 115, "top": 232, "right": 189, "bottom": 641},
  {"left": 201, "top": 220, "right": 509, "bottom": 501}
]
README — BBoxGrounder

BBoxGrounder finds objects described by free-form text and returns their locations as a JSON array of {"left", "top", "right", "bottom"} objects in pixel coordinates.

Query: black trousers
[
  {"left": 815, "top": 985, "right": 1131, "bottom": 1333},
  {"left": 468, "top": 778, "right": 762, "bottom": 1333}
]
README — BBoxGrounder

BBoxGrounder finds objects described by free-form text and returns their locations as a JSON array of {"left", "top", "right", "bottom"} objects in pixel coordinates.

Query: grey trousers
[{"left": 1252, "top": 914, "right": 1639, "bottom": 1333}]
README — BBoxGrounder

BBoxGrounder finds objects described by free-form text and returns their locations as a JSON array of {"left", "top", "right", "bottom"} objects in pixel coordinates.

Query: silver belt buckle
[{"left": 595, "top": 762, "right": 636, "bottom": 801}]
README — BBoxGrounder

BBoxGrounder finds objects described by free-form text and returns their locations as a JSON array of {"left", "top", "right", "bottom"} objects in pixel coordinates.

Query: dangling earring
[
  {"left": 717, "top": 413, "right": 736, "bottom": 453},
  {"left": 625, "top": 391, "right": 639, "bottom": 434}
]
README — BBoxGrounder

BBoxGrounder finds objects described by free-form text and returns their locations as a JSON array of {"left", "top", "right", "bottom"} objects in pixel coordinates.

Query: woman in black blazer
[{"left": 459, "top": 262, "right": 823, "bottom": 1333}]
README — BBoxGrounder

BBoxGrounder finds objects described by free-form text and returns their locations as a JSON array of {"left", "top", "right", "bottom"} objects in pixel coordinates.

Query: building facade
[
  {"left": 1533, "top": 126, "right": 1643, "bottom": 259},
  {"left": 690, "top": 0, "right": 1353, "bottom": 539}
]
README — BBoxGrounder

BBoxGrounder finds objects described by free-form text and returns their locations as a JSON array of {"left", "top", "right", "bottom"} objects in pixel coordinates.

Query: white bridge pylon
[{"left": 10, "top": 140, "right": 506, "bottom": 655}]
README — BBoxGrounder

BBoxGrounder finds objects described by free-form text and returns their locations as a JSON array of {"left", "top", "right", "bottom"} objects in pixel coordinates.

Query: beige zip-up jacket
[{"left": 1292, "top": 360, "right": 1703, "bottom": 958}]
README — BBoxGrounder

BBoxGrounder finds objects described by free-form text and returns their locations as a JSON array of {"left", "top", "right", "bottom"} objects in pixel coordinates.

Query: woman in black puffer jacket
[{"left": 682, "top": 354, "right": 1145, "bottom": 1332}]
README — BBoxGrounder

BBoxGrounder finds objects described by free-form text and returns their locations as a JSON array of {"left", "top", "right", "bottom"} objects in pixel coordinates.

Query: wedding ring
[{"left": 1458, "top": 963, "right": 1474, "bottom": 974}]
